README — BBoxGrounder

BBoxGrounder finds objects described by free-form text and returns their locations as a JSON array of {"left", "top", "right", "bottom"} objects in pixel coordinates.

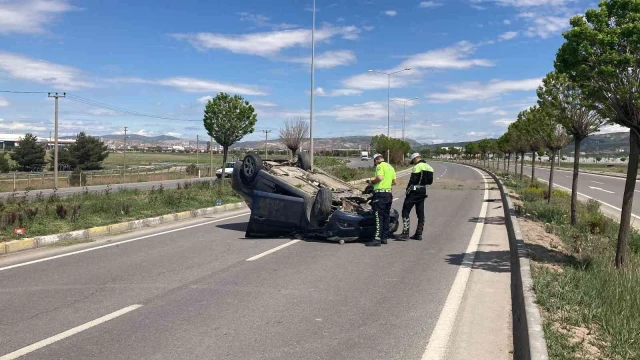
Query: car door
[{"left": 246, "top": 190, "right": 307, "bottom": 237}]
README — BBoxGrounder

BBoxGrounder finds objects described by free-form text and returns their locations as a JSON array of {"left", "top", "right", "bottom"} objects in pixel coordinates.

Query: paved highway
[
  {"left": 0, "top": 162, "right": 492, "bottom": 359},
  {"left": 502, "top": 161, "right": 640, "bottom": 217},
  {"left": 0, "top": 177, "right": 216, "bottom": 201},
  {"left": 347, "top": 157, "right": 374, "bottom": 168}
]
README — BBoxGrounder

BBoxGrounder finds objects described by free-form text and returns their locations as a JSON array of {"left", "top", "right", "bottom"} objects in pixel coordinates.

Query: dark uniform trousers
[
  {"left": 401, "top": 186, "right": 427, "bottom": 235},
  {"left": 372, "top": 192, "right": 393, "bottom": 240}
]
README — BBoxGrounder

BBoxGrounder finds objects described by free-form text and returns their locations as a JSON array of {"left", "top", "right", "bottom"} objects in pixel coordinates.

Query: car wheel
[
  {"left": 311, "top": 188, "right": 332, "bottom": 225},
  {"left": 240, "top": 153, "right": 262, "bottom": 186},
  {"left": 297, "top": 152, "right": 311, "bottom": 171},
  {"left": 390, "top": 216, "right": 399, "bottom": 233}
]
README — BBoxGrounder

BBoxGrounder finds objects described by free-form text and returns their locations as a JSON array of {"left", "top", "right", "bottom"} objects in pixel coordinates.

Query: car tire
[
  {"left": 297, "top": 152, "right": 311, "bottom": 171},
  {"left": 390, "top": 216, "right": 399, "bottom": 233},
  {"left": 240, "top": 153, "right": 262, "bottom": 186},
  {"left": 310, "top": 188, "right": 332, "bottom": 225}
]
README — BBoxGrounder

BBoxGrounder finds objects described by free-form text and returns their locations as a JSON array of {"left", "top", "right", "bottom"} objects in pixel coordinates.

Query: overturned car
[{"left": 231, "top": 153, "right": 399, "bottom": 243}]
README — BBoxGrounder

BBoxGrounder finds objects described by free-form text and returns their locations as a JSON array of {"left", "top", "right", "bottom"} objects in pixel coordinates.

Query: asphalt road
[
  {"left": 347, "top": 157, "right": 374, "bottom": 168},
  {"left": 0, "top": 162, "right": 486, "bottom": 360},
  {"left": 501, "top": 160, "right": 640, "bottom": 217},
  {"left": 0, "top": 177, "right": 217, "bottom": 201}
]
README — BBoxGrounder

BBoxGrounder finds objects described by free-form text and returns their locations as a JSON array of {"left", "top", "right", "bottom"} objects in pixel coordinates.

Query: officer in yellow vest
[
  {"left": 365, "top": 153, "right": 396, "bottom": 247},
  {"left": 397, "top": 153, "right": 433, "bottom": 241}
]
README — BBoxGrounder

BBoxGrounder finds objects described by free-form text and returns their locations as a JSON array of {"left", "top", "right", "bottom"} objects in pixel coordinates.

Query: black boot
[
  {"left": 411, "top": 223, "right": 424, "bottom": 240},
  {"left": 396, "top": 217, "right": 410, "bottom": 241},
  {"left": 365, "top": 237, "right": 382, "bottom": 247}
]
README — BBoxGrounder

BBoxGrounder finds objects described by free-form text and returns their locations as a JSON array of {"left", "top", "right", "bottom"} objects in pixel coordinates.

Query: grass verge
[
  {"left": 0, "top": 180, "right": 241, "bottom": 242},
  {"left": 499, "top": 171, "right": 640, "bottom": 359}
]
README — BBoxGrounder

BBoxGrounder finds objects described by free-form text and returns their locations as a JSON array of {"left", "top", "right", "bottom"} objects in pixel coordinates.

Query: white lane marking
[
  {"left": 0, "top": 304, "right": 142, "bottom": 360},
  {"left": 437, "top": 166, "right": 448, "bottom": 180},
  {"left": 246, "top": 240, "right": 300, "bottom": 261},
  {"left": 591, "top": 181, "right": 605, "bottom": 184},
  {"left": 393, "top": 198, "right": 399, "bottom": 201},
  {"left": 521, "top": 164, "right": 636, "bottom": 182},
  {"left": 0, "top": 213, "right": 250, "bottom": 272},
  {"left": 422, "top": 165, "right": 489, "bottom": 360},
  {"left": 538, "top": 179, "right": 640, "bottom": 220},
  {"left": 589, "top": 186, "right": 614, "bottom": 194}
]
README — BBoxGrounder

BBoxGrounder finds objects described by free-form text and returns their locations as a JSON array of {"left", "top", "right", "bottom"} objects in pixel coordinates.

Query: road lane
[{"left": 0, "top": 161, "right": 486, "bottom": 359}]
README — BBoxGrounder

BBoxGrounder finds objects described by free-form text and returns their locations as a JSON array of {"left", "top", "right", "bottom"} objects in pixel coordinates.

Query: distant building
[{"left": 0, "top": 133, "right": 75, "bottom": 150}]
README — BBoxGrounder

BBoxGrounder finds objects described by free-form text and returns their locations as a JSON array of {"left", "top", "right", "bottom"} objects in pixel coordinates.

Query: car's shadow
[
  {"left": 216, "top": 222, "right": 366, "bottom": 244},
  {"left": 216, "top": 222, "right": 247, "bottom": 232}
]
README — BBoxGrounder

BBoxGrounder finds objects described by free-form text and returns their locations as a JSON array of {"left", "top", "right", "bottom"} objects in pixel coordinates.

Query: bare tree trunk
[
  {"left": 531, "top": 152, "right": 536, "bottom": 185},
  {"left": 571, "top": 139, "right": 582, "bottom": 226},
  {"left": 616, "top": 129, "right": 639, "bottom": 269},
  {"left": 548, "top": 150, "right": 556, "bottom": 204},
  {"left": 219, "top": 146, "right": 229, "bottom": 192},
  {"left": 514, "top": 153, "right": 518, "bottom": 179},
  {"left": 506, "top": 153, "right": 510, "bottom": 172},
  {"left": 519, "top": 152, "right": 524, "bottom": 180}
]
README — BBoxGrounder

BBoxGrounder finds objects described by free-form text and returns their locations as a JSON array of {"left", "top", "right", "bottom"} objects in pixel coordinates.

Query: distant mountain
[
  {"left": 77, "top": 134, "right": 183, "bottom": 142},
  {"left": 231, "top": 136, "right": 423, "bottom": 151},
  {"left": 422, "top": 132, "right": 631, "bottom": 155}
]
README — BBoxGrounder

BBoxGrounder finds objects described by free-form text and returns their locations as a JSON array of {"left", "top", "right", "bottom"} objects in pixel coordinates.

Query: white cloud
[
  {"left": 170, "top": 24, "right": 361, "bottom": 57},
  {"left": 492, "top": 119, "right": 515, "bottom": 126},
  {"left": 503, "top": 19, "right": 511, "bottom": 24},
  {"left": 0, "top": 97, "right": 9, "bottom": 107},
  {"left": 110, "top": 76, "right": 267, "bottom": 96},
  {"left": 134, "top": 129, "right": 156, "bottom": 136},
  {"left": 466, "top": 131, "right": 491, "bottom": 137},
  {"left": 318, "top": 101, "right": 388, "bottom": 121},
  {"left": 498, "top": 31, "right": 518, "bottom": 41},
  {"left": 0, "top": 0, "right": 78, "bottom": 35},
  {"left": 597, "top": 124, "right": 628, "bottom": 135},
  {"left": 313, "top": 87, "right": 363, "bottom": 96},
  {"left": 399, "top": 41, "right": 494, "bottom": 70},
  {"left": 459, "top": 106, "right": 507, "bottom": 115},
  {"left": 524, "top": 15, "right": 571, "bottom": 38},
  {"left": 384, "top": 10, "right": 397, "bottom": 16},
  {"left": 197, "top": 96, "right": 212, "bottom": 104},
  {"left": 363, "top": 25, "right": 375, "bottom": 31},
  {"left": 0, "top": 119, "right": 46, "bottom": 132},
  {"left": 288, "top": 50, "right": 356, "bottom": 69},
  {"left": 87, "top": 108, "right": 118, "bottom": 116},
  {"left": 251, "top": 100, "right": 278, "bottom": 107},
  {"left": 341, "top": 70, "right": 420, "bottom": 90},
  {"left": 427, "top": 77, "right": 543, "bottom": 102},
  {"left": 0, "top": 52, "right": 93, "bottom": 90},
  {"left": 420, "top": 1, "right": 443, "bottom": 8},
  {"left": 237, "top": 12, "right": 298, "bottom": 30},
  {"left": 165, "top": 132, "right": 182, "bottom": 137}
]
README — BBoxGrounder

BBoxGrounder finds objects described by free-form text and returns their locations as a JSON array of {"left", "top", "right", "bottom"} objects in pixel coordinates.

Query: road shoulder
[{"left": 445, "top": 180, "right": 514, "bottom": 359}]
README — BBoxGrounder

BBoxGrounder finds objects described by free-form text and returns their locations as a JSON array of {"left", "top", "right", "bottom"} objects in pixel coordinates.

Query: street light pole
[
  {"left": 368, "top": 68, "right": 411, "bottom": 161},
  {"left": 391, "top": 97, "right": 418, "bottom": 142},
  {"left": 309, "top": 0, "right": 316, "bottom": 169},
  {"left": 48, "top": 92, "right": 65, "bottom": 189}
]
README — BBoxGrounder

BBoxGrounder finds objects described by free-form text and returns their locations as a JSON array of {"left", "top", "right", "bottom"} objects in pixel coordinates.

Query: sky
[{"left": 0, "top": 0, "right": 626, "bottom": 144}]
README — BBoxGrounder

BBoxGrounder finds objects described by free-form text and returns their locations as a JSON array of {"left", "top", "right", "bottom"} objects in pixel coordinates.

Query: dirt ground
[{"left": 519, "top": 218, "right": 602, "bottom": 359}]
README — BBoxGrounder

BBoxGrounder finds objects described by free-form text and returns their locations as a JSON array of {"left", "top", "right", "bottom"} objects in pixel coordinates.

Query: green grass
[
  {"left": 499, "top": 172, "right": 640, "bottom": 359},
  {"left": 0, "top": 180, "right": 241, "bottom": 242}
]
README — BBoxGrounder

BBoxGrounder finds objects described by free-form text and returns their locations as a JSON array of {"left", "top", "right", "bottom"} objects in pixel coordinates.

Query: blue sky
[{"left": 0, "top": 0, "right": 622, "bottom": 144}]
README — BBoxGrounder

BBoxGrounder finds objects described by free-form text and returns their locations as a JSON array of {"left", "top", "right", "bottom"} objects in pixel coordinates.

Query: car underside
[{"left": 231, "top": 153, "right": 399, "bottom": 243}]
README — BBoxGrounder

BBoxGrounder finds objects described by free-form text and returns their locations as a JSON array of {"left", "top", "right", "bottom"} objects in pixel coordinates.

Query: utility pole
[
  {"left": 309, "top": 0, "right": 316, "bottom": 169},
  {"left": 123, "top": 127, "right": 128, "bottom": 179},
  {"left": 263, "top": 130, "right": 271, "bottom": 158},
  {"left": 48, "top": 92, "right": 65, "bottom": 189},
  {"left": 210, "top": 135, "right": 213, "bottom": 177}
]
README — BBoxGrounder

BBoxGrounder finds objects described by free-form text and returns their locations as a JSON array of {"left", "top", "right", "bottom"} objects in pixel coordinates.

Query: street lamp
[
  {"left": 391, "top": 97, "right": 418, "bottom": 141},
  {"left": 309, "top": 0, "right": 316, "bottom": 169},
  {"left": 368, "top": 68, "right": 411, "bottom": 161}
]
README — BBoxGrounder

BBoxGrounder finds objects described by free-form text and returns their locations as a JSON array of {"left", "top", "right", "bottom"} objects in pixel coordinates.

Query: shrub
[
  {"left": 630, "top": 231, "right": 640, "bottom": 254},
  {"left": 521, "top": 187, "right": 546, "bottom": 202},
  {"left": 186, "top": 163, "right": 199, "bottom": 175},
  {"left": 524, "top": 200, "right": 567, "bottom": 225}
]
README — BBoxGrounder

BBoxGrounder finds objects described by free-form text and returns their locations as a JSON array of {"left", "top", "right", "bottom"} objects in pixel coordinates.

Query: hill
[
  {"left": 230, "top": 136, "right": 423, "bottom": 151},
  {"left": 63, "top": 134, "right": 182, "bottom": 142}
]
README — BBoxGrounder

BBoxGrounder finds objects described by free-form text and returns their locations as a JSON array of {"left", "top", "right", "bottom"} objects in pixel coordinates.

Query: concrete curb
[
  {"left": 455, "top": 161, "right": 549, "bottom": 360},
  {"left": 3, "top": 202, "right": 248, "bottom": 254}
]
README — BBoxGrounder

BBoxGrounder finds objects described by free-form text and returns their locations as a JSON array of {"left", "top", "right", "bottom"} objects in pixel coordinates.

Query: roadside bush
[
  {"left": 186, "top": 163, "right": 198, "bottom": 175},
  {"left": 524, "top": 200, "right": 567, "bottom": 225},
  {"left": 0, "top": 153, "right": 10, "bottom": 173},
  {"left": 579, "top": 211, "right": 612, "bottom": 235},
  {"left": 630, "top": 231, "right": 640, "bottom": 254},
  {"left": 521, "top": 187, "right": 546, "bottom": 202}
]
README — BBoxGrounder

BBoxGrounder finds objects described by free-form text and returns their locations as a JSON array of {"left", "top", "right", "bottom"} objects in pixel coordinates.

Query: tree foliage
[
  {"left": 370, "top": 135, "right": 411, "bottom": 164},
  {"left": 203, "top": 92, "right": 258, "bottom": 182},
  {"left": 0, "top": 153, "right": 10, "bottom": 173},
  {"left": 464, "top": 142, "right": 478, "bottom": 159},
  {"left": 279, "top": 116, "right": 309, "bottom": 156},
  {"left": 10, "top": 133, "right": 45, "bottom": 172},
  {"left": 53, "top": 132, "right": 109, "bottom": 171}
]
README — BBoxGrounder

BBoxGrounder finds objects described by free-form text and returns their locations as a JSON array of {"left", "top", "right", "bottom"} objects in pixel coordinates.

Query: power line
[{"left": 0, "top": 90, "right": 48, "bottom": 94}]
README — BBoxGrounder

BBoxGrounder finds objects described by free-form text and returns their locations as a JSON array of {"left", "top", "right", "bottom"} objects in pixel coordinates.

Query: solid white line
[
  {"left": 538, "top": 179, "right": 640, "bottom": 220},
  {"left": 591, "top": 181, "right": 605, "bottom": 185},
  {"left": 589, "top": 186, "right": 614, "bottom": 194},
  {"left": 0, "top": 304, "right": 142, "bottom": 360},
  {"left": 0, "top": 212, "right": 250, "bottom": 272},
  {"left": 246, "top": 240, "right": 300, "bottom": 261},
  {"left": 422, "top": 165, "right": 489, "bottom": 360}
]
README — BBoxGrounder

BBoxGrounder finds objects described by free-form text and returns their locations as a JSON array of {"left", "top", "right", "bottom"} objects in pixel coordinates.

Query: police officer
[
  {"left": 365, "top": 153, "right": 397, "bottom": 247},
  {"left": 397, "top": 153, "right": 433, "bottom": 241}
]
